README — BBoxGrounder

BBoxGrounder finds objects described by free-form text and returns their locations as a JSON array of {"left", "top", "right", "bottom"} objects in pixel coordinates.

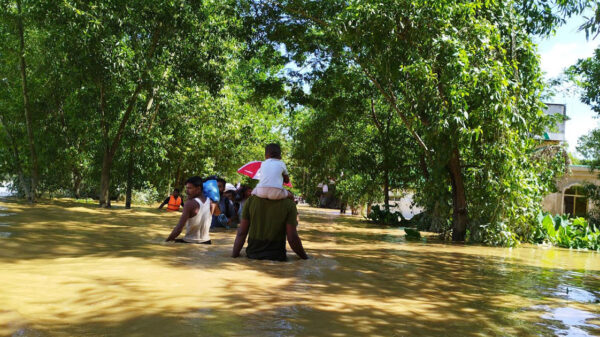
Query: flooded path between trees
[{"left": 0, "top": 199, "right": 599, "bottom": 336}]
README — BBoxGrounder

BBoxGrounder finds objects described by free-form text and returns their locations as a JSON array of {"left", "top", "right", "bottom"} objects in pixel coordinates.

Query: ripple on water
[
  {"left": 0, "top": 223, "right": 10, "bottom": 227},
  {"left": 0, "top": 232, "right": 11, "bottom": 238},
  {"left": 0, "top": 213, "right": 16, "bottom": 217}
]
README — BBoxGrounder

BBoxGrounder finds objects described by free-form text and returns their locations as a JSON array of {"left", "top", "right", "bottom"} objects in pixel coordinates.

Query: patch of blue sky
[{"left": 535, "top": 12, "right": 600, "bottom": 156}]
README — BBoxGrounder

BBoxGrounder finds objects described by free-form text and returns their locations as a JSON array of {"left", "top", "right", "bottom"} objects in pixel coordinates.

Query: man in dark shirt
[
  {"left": 232, "top": 195, "right": 308, "bottom": 261},
  {"left": 210, "top": 177, "right": 235, "bottom": 228}
]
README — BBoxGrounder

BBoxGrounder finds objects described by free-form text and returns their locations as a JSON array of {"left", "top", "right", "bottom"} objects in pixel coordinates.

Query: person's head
[
  {"left": 265, "top": 143, "right": 282, "bottom": 159},
  {"left": 238, "top": 185, "right": 252, "bottom": 200},
  {"left": 216, "top": 178, "right": 226, "bottom": 194},
  {"left": 224, "top": 190, "right": 235, "bottom": 201},
  {"left": 184, "top": 176, "right": 204, "bottom": 198},
  {"left": 173, "top": 188, "right": 180, "bottom": 198}
]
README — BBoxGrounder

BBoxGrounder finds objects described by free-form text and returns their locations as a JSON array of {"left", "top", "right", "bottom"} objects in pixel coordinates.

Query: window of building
[{"left": 563, "top": 186, "right": 588, "bottom": 217}]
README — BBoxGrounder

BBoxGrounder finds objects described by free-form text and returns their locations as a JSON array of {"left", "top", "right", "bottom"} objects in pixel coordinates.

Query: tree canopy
[{"left": 1, "top": 0, "right": 597, "bottom": 244}]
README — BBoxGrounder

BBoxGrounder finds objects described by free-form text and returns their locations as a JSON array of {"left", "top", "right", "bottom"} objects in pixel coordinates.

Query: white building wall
[{"left": 542, "top": 165, "right": 599, "bottom": 215}]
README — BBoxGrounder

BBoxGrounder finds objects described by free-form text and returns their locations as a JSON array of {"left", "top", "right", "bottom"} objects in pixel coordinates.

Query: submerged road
[{"left": 0, "top": 199, "right": 599, "bottom": 336}]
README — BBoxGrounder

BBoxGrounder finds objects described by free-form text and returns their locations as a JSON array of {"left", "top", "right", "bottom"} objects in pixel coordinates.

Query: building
[{"left": 541, "top": 104, "right": 597, "bottom": 217}]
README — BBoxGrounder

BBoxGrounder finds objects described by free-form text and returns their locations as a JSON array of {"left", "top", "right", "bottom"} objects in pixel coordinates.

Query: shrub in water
[
  {"left": 535, "top": 213, "right": 600, "bottom": 250},
  {"left": 367, "top": 204, "right": 404, "bottom": 226},
  {"left": 404, "top": 228, "right": 421, "bottom": 240}
]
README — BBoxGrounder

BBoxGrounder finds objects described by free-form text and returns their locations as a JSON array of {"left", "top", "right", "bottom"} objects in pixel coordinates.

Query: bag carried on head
[{"left": 203, "top": 179, "right": 220, "bottom": 202}]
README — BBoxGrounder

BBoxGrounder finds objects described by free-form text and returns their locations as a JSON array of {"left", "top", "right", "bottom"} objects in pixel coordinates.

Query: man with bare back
[{"left": 166, "top": 176, "right": 216, "bottom": 244}]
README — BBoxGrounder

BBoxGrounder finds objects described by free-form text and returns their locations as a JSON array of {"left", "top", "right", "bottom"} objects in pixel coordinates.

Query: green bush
[
  {"left": 534, "top": 213, "right": 600, "bottom": 250},
  {"left": 476, "top": 222, "right": 520, "bottom": 247},
  {"left": 367, "top": 204, "right": 404, "bottom": 226},
  {"left": 132, "top": 187, "right": 161, "bottom": 206},
  {"left": 404, "top": 228, "right": 421, "bottom": 240}
]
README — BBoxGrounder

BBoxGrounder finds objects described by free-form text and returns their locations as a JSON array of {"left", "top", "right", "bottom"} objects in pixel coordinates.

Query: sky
[{"left": 536, "top": 14, "right": 600, "bottom": 156}]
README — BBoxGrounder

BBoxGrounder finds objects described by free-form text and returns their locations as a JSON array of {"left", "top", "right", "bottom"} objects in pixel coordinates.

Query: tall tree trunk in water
[
  {"left": 99, "top": 150, "right": 113, "bottom": 207},
  {"left": 16, "top": 0, "right": 38, "bottom": 203},
  {"left": 448, "top": 147, "right": 468, "bottom": 241},
  {"left": 98, "top": 27, "right": 161, "bottom": 208},
  {"left": 98, "top": 83, "right": 111, "bottom": 207},
  {"left": 0, "top": 114, "right": 30, "bottom": 200},
  {"left": 72, "top": 170, "right": 82, "bottom": 199},
  {"left": 125, "top": 143, "right": 134, "bottom": 209},
  {"left": 124, "top": 85, "right": 162, "bottom": 209},
  {"left": 98, "top": 82, "right": 143, "bottom": 207},
  {"left": 174, "top": 165, "right": 182, "bottom": 191}
]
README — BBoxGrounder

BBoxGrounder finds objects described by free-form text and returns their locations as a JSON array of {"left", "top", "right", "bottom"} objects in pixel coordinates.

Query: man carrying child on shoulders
[{"left": 232, "top": 143, "right": 307, "bottom": 261}]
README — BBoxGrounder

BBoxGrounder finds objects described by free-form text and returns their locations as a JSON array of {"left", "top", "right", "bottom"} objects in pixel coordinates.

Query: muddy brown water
[{"left": 0, "top": 199, "right": 599, "bottom": 337}]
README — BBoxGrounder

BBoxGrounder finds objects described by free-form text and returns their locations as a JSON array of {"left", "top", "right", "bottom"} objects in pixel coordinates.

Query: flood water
[{"left": 0, "top": 199, "right": 599, "bottom": 337}]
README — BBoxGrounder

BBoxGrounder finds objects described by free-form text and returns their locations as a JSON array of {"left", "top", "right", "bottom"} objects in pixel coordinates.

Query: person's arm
[
  {"left": 210, "top": 201, "right": 218, "bottom": 215},
  {"left": 286, "top": 224, "right": 308, "bottom": 259},
  {"left": 281, "top": 161, "right": 290, "bottom": 184},
  {"left": 226, "top": 199, "right": 235, "bottom": 218},
  {"left": 232, "top": 219, "right": 249, "bottom": 257},
  {"left": 165, "top": 201, "right": 194, "bottom": 241},
  {"left": 158, "top": 197, "right": 170, "bottom": 209}
]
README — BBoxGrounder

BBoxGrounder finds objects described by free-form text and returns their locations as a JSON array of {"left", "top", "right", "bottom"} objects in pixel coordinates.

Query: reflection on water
[
  {"left": 540, "top": 306, "right": 599, "bottom": 337},
  {"left": 0, "top": 199, "right": 599, "bottom": 336},
  {"left": 554, "top": 285, "right": 598, "bottom": 304}
]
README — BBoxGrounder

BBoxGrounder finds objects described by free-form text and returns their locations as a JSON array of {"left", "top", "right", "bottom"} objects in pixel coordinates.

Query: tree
[
  {"left": 570, "top": 48, "right": 600, "bottom": 168},
  {"left": 0, "top": 0, "right": 40, "bottom": 201},
  {"left": 0, "top": 0, "right": 291, "bottom": 208},
  {"left": 253, "top": 0, "right": 567, "bottom": 241},
  {"left": 289, "top": 60, "right": 418, "bottom": 212},
  {"left": 39, "top": 0, "right": 245, "bottom": 207}
]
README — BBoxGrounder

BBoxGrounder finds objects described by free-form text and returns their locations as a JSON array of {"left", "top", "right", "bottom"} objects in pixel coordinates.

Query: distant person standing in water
[
  {"left": 158, "top": 188, "right": 184, "bottom": 212},
  {"left": 166, "top": 177, "right": 216, "bottom": 244}
]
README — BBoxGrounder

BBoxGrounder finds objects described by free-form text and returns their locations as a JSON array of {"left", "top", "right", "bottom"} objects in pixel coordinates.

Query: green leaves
[
  {"left": 256, "top": 0, "right": 570, "bottom": 242},
  {"left": 542, "top": 214, "right": 557, "bottom": 241},
  {"left": 536, "top": 213, "right": 600, "bottom": 250}
]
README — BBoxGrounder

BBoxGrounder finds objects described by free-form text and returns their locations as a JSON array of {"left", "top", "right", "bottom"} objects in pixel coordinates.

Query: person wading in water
[
  {"left": 165, "top": 177, "right": 216, "bottom": 244},
  {"left": 158, "top": 188, "right": 184, "bottom": 212}
]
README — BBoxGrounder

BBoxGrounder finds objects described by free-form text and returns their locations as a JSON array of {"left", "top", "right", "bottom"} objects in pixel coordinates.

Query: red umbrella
[{"left": 237, "top": 161, "right": 293, "bottom": 187}]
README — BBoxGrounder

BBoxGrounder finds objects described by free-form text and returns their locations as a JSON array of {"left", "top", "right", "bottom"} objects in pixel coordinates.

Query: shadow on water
[{"left": 1, "top": 200, "right": 600, "bottom": 336}]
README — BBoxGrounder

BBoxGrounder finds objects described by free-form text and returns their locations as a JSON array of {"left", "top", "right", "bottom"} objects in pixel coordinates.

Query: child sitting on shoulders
[{"left": 252, "top": 143, "right": 293, "bottom": 200}]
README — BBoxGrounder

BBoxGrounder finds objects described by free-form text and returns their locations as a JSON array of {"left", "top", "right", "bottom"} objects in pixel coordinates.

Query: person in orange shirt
[{"left": 158, "top": 189, "right": 184, "bottom": 212}]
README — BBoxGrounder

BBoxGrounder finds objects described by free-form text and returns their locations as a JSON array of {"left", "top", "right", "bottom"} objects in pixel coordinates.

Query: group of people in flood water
[{"left": 162, "top": 143, "right": 308, "bottom": 261}]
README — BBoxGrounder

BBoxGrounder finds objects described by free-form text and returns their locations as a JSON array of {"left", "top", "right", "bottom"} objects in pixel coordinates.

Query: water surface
[{"left": 0, "top": 199, "right": 599, "bottom": 336}]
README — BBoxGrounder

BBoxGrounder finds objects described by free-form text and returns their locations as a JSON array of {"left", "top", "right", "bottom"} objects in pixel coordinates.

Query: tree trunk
[
  {"left": 448, "top": 147, "right": 468, "bottom": 241},
  {"left": 383, "top": 166, "right": 390, "bottom": 211},
  {"left": 125, "top": 143, "right": 134, "bottom": 209},
  {"left": 0, "top": 114, "right": 30, "bottom": 200},
  {"left": 96, "top": 27, "right": 162, "bottom": 207},
  {"left": 99, "top": 149, "right": 113, "bottom": 208},
  {"left": 174, "top": 165, "right": 182, "bottom": 191},
  {"left": 16, "top": 0, "right": 38, "bottom": 203},
  {"left": 72, "top": 171, "right": 82, "bottom": 199},
  {"left": 419, "top": 154, "right": 430, "bottom": 180}
]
